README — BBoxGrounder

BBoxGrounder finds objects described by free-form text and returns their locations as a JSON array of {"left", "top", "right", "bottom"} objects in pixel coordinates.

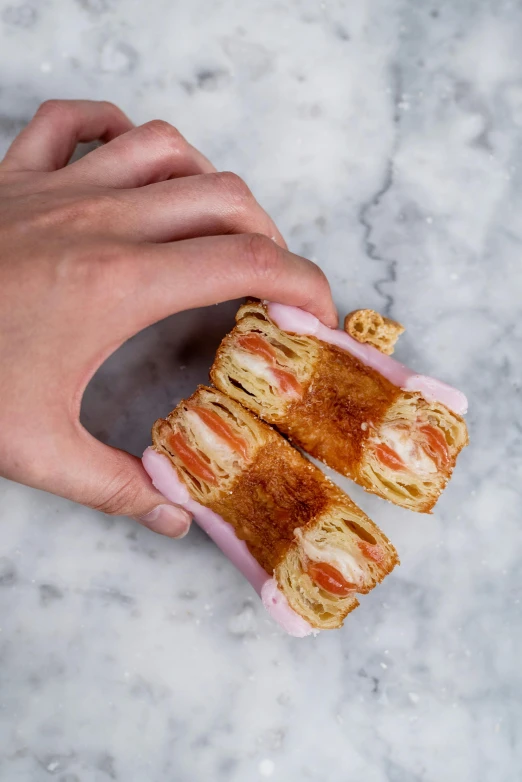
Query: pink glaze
[
  {"left": 142, "top": 447, "right": 314, "bottom": 638},
  {"left": 260, "top": 579, "right": 317, "bottom": 637},
  {"left": 267, "top": 303, "right": 468, "bottom": 415}
]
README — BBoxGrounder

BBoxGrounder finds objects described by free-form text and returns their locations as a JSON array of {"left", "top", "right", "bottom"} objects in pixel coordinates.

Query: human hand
[{"left": 0, "top": 99, "right": 337, "bottom": 537}]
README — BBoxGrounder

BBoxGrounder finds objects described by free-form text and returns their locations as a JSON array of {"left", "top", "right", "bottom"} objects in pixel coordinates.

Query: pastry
[
  {"left": 210, "top": 301, "right": 469, "bottom": 513},
  {"left": 143, "top": 386, "right": 398, "bottom": 634}
]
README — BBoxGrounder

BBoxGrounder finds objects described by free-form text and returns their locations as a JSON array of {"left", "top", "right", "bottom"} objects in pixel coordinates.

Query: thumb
[{"left": 70, "top": 428, "right": 192, "bottom": 538}]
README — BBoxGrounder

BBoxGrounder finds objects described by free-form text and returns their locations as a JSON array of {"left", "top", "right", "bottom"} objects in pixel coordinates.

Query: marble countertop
[{"left": 1, "top": 1, "right": 520, "bottom": 780}]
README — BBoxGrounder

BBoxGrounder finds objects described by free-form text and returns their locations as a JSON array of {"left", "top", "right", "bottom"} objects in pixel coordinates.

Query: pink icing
[
  {"left": 267, "top": 303, "right": 468, "bottom": 415},
  {"left": 142, "top": 447, "right": 314, "bottom": 638}
]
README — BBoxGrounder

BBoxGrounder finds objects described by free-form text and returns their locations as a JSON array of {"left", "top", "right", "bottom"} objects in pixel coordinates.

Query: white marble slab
[{"left": 0, "top": 1, "right": 520, "bottom": 780}]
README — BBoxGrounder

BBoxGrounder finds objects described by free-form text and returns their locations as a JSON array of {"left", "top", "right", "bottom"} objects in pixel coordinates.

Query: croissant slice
[
  {"left": 144, "top": 386, "right": 398, "bottom": 633},
  {"left": 210, "top": 301, "right": 469, "bottom": 513}
]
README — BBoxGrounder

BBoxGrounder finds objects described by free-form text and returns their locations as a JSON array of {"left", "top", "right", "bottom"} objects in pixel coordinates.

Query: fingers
[
  {"left": 63, "top": 427, "right": 193, "bottom": 536},
  {"left": 2, "top": 99, "right": 133, "bottom": 172},
  {"left": 62, "top": 119, "right": 216, "bottom": 188},
  {"left": 113, "top": 233, "right": 337, "bottom": 334},
  {"left": 3, "top": 414, "right": 192, "bottom": 536},
  {"left": 108, "top": 172, "right": 286, "bottom": 247}
]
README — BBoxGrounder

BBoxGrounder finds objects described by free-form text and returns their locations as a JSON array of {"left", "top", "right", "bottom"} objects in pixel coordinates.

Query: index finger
[{"left": 116, "top": 233, "right": 338, "bottom": 335}]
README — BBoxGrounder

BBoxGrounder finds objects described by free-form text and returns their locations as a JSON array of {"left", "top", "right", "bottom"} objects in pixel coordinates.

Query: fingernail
[{"left": 139, "top": 505, "right": 191, "bottom": 538}]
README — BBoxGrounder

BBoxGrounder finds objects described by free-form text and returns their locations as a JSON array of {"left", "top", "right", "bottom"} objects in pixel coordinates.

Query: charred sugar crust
[
  {"left": 212, "top": 438, "right": 331, "bottom": 573},
  {"left": 287, "top": 351, "right": 468, "bottom": 512},
  {"left": 283, "top": 342, "right": 402, "bottom": 471}
]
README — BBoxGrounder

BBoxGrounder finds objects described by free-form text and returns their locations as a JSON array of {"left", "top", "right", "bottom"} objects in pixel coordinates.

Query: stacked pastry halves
[{"left": 144, "top": 301, "right": 468, "bottom": 636}]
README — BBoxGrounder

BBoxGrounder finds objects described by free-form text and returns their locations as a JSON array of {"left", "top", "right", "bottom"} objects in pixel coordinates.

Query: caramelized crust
[
  {"left": 212, "top": 437, "right": 331, "bottom": 573},
  {"left": 283, "top": 342, "right": 403, "bottom": 470},
  {"left": 151, "top": 386, "right": 398, "bottom": 630},
  {"left": 210, "top": 301, "right": 469, "bottom": 513}
]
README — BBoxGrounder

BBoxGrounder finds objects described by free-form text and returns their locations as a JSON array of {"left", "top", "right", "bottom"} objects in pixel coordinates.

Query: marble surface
[{"left": 0, "top": 0, "right": 521, "bottom": 780}]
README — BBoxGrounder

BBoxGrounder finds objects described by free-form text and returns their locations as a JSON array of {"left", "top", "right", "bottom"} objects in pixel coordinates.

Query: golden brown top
[{"left": 151, "top": 385, "right": 339, "bottom": 572}]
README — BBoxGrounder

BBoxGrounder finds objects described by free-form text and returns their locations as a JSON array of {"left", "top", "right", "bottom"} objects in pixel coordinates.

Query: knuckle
[
  {"left": 99, "top": 100, "right": 121, "bottom": 116},
  {"left": 315, "top": 265, "right": 331, "bottom": 293},
  {"left": 36, "top": 99, "right": 70, "bottom": 121},
  {"left": 301, "top": 258, "right": 329, "bottom": 296},
  {"left": 215, "top": 171, "right": 252, "bottom": 203},
  {"left": 244, "top": 233, "right": 282, "bottom": 281},
  {"left": 143, "top": 119, "right": 185, "bottom": 153},
  {"left": 300, "top": 261, "right": 333, "bottom": 309},
  {"left": 308, "top": 258, "right": 328, "bottom": 284},
  {"left": 89, "top": 472, "right": 141, "bottom": 516}
]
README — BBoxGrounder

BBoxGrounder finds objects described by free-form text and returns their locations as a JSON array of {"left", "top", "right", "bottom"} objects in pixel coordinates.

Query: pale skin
[{"left": 0, "top": 99, "right": 337, "bottom": 538}]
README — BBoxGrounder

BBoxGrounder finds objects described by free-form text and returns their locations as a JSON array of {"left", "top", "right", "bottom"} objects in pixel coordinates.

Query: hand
[{"left": 0, "top": 100, "right": 337, "bottom": 537}]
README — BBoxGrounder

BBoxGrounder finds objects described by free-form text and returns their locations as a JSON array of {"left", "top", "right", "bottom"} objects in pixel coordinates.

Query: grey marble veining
[{"left": 0, "top": 1, "right": 521, "bottom": 780}]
